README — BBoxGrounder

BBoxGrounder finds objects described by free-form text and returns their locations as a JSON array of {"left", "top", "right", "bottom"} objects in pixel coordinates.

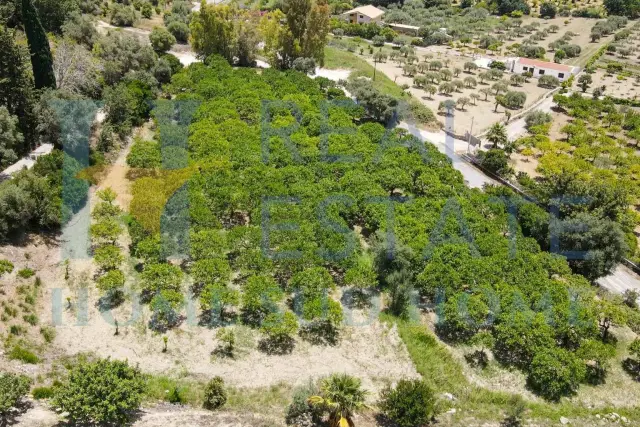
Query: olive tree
[{"left": 149, "top": 27, "right": 176, "bottom": 53}]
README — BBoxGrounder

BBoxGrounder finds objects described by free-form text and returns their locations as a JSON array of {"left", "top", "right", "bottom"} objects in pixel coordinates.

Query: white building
[
  {"left": 387, "top": 23, "right": 420, "bottom": 36},
  {"left": 506, "top": 57, "right": 579, "bottom": 82},
  {"left": 340, "top": 5, "right": 385, "bottom": 24}
]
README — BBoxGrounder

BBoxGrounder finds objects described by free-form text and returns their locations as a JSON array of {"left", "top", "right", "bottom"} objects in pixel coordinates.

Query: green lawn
[
  {"left": 324, "top": 46, "right": 438, "bottom": 127},
  {"left": 324, "top": 46, "right": 405, "bottom": 98}
]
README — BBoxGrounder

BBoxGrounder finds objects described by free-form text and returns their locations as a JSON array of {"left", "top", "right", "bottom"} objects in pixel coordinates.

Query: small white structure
[
  {"left": 0, "top": 143, "right": 54, "bottom": 181},
  {"left": 473, "top": 57, "right": 494, "bottom": 69},
  {"left": 506, "top": 57, "right": 579, "bottom": 82},
  {"left": 387, "top": 23, "right": 420, "bottom": 36},
  {"left": 340, "top": 5, "right": 385, "bottom": 24}
]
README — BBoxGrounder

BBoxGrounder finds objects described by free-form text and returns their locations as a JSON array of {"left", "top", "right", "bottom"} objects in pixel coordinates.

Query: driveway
[
  {"left": 504, "top": 95, "right": 556, "bottom": 141},
  {"left": 401, "top": 122, "right": 497, "bottom": 189},
  {"left": 597, "top": 265, "right": 640, "bottom": 303}
]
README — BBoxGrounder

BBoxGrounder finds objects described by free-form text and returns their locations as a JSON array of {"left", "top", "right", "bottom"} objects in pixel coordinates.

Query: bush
[
  {"left": 624, "top": 289, "right": 639, "bottom": 309},
  {"left": 525, "top": 110, "right": 552, "bottom": 130},
  {"left": 527, "top": 347, "right": 585, "bottom": 401},
  {"left": 478, "top": 149, "right": 513, "bottom": 177},
  {"left": 33, "top": 386, "right": 55, "bottom": 399},
  {"left": 167, "top": 20, "right": 190, "bottom": 43},
  {"left": 538, "top": 75, "right": 560, "bottom": 88},
  {"left": 378, "top": 379, "right": 437, "bottom": 427},
  {"left": 259, "top": 311, "right": 299, "bottom": 355},
  {"left": 372, "top": 35, "right": 385, "bottom": 47},
  {"left": 285, "top": 380, "right": 324, "bottom": 426},
  {"left": 141, "top": 2, "right": 153, "bottom": 19},
  {"left": 149, "top": 27, "right": 176, "bottom": 53},
  {"left": 110, "top": 4, "right": 137, "bottom": 27},
  {"left": 203, "top": 376, "right": 227, "bottom": 410},
  {"left": 540, "top": 2, "right": 557, "bottom": 18},
  {"left": 52, "top": 359, "right": 146, "bottom": 424},
  {"left": 17, "top": 268, "right": 35, "bottom": 279},
  {"left": 8, "top": 345, "right": 39, "bottom": 364},
  {"left": 126, "top": 138, "right": 162, "bottom": 168},
  {"left": 0, "top": 373, "right": 31, "bottom": 415},
  {"left": 0, "top": 259, "right": 14, "bottom": 276}
]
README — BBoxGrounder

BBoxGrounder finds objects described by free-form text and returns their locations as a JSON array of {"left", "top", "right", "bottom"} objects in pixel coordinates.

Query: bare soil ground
[
  {"left": 367, "top": 54, "right": 550, "bottom": 135},
  {"left": 587, "top": 68, "right": 640, "bottom": 100}
]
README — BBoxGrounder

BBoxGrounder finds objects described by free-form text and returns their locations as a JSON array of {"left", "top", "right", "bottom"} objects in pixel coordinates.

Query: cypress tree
[
  {"left": 0, "top": 26, "right": 37, "bottom": 153},
  {"left": 21, "top": 0, "right": 56, "bottom": 89}
]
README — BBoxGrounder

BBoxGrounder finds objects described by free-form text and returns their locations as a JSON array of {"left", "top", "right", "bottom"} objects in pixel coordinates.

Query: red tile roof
[{"left": 517, "top": 57, "right": 574, "bottom": 72}]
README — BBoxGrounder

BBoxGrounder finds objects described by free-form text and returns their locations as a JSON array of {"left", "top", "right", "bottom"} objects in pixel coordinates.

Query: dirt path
[{"left": 97, "top": 135, "right": 134, "bottom": 211}]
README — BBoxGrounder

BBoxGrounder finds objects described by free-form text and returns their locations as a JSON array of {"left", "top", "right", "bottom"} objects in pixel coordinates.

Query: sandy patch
[{"left": 315, "top": 68, "right": 351, "bottom": 82}]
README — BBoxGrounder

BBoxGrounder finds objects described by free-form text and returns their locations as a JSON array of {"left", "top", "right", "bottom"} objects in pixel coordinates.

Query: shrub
[
  {"left": 8, "top": 345, "right": 39, "bottom": 364},
  {"left": 0, "top": 373, "right": 31, "bottom": 415},
  {"left": 52, "top": 359, "right": 146, "bottom": 424},
  {"left": 0, "top": 259, "right": 14, "bottom": 276},
  {"left": 538, "top": 75, "right": 560, "bottom": 88},
  {"left": 40, "top": 326, "right": 56, "bottom": 343},
  {"left": 527, "top": 347, "right": 586, "bottom": 400},
  {"left": 259, "top": 311, "right": 299, "bottom": 355},
  {"left": 149, "top": 27, "right": 176, "bottom": 53},
  {"left": 110, "top": 4, "right": 136, "bottom": 27},
  {"left": 167, "top": 20, "right": 190, "bottom": 43},
  {"left": 478, "top": 149, "right": 512, "bottom": 177},
  {"left": 94, "top": 245, "right": 124, "bottom": 271},
  {"left": 285, "top": 380, "right": 324, "bottom": 426},
  {"left": 378, "top": 379, "right": 437, "bottom": 427},
  {"left": 126, "top": 138, "right": 162, "bottom": 168},
  {"left": 372, "top": 35, "right": 385, "bottom": 47},
  {"left": 17, "top": 268, "right": 35, "bottom": 279},
  {"left": 203, "top": 376, "right": 227, "bottom": 410},
  {"left": 23, "top": 313, "right": 38, "bottom": 326},
  {"left": 33, "top": 386, "right": 55, "bottom": 399},
  {"left": 540, "top": 2, "right": 557, "bottom": 18},
  {"left": 141, "top": 2, "right": 153, "bottom": 19},
  {"left": 525, "top": 110, "right": 552, "bottom": 130},
  {"left": 624, "top": 289, "right": 639, "bottom": 309}
]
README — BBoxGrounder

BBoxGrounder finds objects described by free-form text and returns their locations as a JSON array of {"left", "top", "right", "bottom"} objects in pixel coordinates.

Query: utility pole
[{"left": 467, "top": 116, "right": 474, "bottom": 154}]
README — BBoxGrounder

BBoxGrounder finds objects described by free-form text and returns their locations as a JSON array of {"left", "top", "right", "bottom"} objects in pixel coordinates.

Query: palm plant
[
  {"left": 308, "top": 374, "right": 368, "bottom": 427},
  {"left": 487, "top": 122, "right": 508, "bottom": 148}
]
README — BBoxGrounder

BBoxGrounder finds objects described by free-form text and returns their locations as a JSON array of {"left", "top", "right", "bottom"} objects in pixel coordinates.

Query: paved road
[
  {"left": 597, "top": 265, "right": 640, "bottom": 303},
  {"left": 401, "top": 123, "right": 497, "bottom": 189},
  {"left": 504, "top": 95, "right": 556, "bottom": 141}
]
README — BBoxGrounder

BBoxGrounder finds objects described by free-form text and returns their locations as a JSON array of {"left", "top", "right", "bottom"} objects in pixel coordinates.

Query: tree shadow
[
  {"left": 96, "top": 290, "right": 124, "bottom": 312},
  {"left": 258, "top": 334, "right": 295, "bottom": 355},
  {"left": 622, "top": 358, "right": 640, "bottom": 380},
  {"left": 2, "top": 399, "right": 33, "bottom": 426}
]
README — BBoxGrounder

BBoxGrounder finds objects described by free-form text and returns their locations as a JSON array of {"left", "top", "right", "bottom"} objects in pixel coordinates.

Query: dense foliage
[
  {"left": 378, "top": 379, "right": 437, "bottom": 426},
  {"left": 119, "top": 55, "right": 633, "bottom": 400},
  {"left": 0, "top": 372, "right": 31, "bottom": 416},
  {"left": 52, "top": 359, "right": 147, "bottom": 424}
]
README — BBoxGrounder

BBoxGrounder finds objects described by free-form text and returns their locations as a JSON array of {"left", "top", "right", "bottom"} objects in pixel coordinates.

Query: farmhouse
[
  {"left": 340, "top": 5, "right": 385, "bottom": 24},
  {"left": 506, "top": 57, "right": 579, "bottom": 82}
]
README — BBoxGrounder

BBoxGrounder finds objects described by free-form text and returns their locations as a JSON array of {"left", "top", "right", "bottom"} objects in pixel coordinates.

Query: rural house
[
  {"left": 340, "top": 5, "right": 385, "bottom": 24},
  {"left": 506, "top": 57, "right": 579, "bottom": 82}
]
